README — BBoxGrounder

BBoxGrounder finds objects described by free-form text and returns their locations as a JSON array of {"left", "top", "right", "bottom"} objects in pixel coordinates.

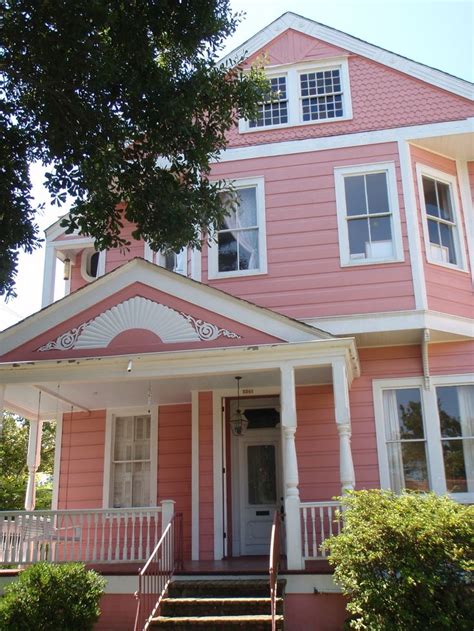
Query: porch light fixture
[
  {"left": 63, "top": 258, "right": 71, "bottom": 281},
  {"left": 230, "top": 376, "right": 248, "bottom": 437}
]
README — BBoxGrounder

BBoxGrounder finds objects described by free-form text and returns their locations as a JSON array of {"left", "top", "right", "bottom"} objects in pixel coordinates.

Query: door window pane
[{"left": 248, "top": 445, "right": 276, "bottom": 505}]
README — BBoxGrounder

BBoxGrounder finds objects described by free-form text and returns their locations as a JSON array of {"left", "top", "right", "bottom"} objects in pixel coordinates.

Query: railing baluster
[{"left": 298, "top": 501, "right": 342, "bottom": 561}]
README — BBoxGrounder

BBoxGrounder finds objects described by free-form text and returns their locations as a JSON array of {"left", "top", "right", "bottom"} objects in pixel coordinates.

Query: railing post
[
  {"left": 332, "top": 360, "right": 356, "bottom": 493},
  {"left": 160, "top": 500, "right": 175, "bottom": 535}
]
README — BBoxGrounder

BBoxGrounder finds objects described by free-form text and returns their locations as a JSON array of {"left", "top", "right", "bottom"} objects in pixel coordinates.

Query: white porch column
[
  {"left": 332, "top": 360, "right": 356, "bottom": 493},
  {"left": 24, "top": 418, "right": 43, "bottom": 511},
  {"left": 280, "top": 364, "right": 304, "bottom": 570},
  {"left": 161, "top": 499, "right": 175, "bottom": 534},
  {"left": 0, "top": 384, "right": 5, "bottom": 438}
]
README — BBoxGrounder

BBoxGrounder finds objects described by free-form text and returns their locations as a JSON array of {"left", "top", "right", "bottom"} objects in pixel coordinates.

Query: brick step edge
[{"left": 150, "top": 614, "right": 284, "bottom": 626}]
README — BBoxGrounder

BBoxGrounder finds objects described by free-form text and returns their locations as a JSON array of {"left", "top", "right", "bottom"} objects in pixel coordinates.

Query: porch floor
[{"left": 85, "top": 556, "right": 332, "bottom": 576}]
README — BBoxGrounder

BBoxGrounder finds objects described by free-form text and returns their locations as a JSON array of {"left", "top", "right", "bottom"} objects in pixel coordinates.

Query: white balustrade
[
  {"left": 0, "top": 507, "right": 162, "bottom": 565},
  {"left": 300, "top": 501, "right": 342, "bottom": 560}
]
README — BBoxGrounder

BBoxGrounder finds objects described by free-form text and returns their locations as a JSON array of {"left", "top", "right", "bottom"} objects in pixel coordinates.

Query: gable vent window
[
  {"left": 249, "top": 76, "right": 288, "bottom": 128},
  {"left": 300, "top": 69, "right": 343, "bottom": 121}
]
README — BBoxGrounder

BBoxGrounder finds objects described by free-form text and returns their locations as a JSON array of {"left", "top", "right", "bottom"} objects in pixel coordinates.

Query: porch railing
[
  {"left": 134, "top": 512, "right": 183, "bottom": 631},
  {"left": 300, "top": 501, "right": 342, "bottom": 560},
  {"left": 269, "top": 510, "right": 281, "bottom": 631},
  {"left": 0, "top": 507, "right": 162, "bottom": 565}
]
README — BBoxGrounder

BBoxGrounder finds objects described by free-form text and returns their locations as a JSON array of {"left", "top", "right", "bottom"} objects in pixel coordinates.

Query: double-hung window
[
  {"left": 417, "top": 166, "right": 466, "bottom": 269},
  {"left": 300, "top": 68, "right": 343, "bottom": 121},
  {"left": 374, "top": 377, "right": 474, "bottom": 502},
  {"left": 335, "top": 162, "right": 404, "bottom": 265},
  {"left": 104, "top": 411, "right": 158, "bottom": 508},
  {"left": 208, "top": 177, "right": 267, "bottom": 279},
  {"left": 249, "top": 76, "right": 288, "bottom": 128}
]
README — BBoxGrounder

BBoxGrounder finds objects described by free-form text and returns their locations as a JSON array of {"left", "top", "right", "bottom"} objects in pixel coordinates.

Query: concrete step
[
  {"left": 149, "top": 614, "right": 284, "bottom": 629},
  {"left": 160, "top": 596, "right": 284, "bottom": 617},
  {"left": 168, "top": 579, "right": 286, "bottom": 598}
]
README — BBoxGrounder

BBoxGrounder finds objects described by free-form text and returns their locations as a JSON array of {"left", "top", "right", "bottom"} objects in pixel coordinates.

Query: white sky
[{"left": 1, "top": 0, "right": 473, "bottom": 330}]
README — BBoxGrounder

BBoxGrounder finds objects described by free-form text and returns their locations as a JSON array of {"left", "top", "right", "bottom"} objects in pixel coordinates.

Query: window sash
[{"left": 249, "top": 76, "right": 288, "bottom": 128}]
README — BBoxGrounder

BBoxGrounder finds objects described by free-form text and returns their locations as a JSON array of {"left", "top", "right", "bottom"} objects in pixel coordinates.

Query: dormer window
[
  {"left": 249, "top": 76, "right": 288, "bottom": 128},
  {"left": 239, "top": 58, "right": 352, "bottom": 133}
]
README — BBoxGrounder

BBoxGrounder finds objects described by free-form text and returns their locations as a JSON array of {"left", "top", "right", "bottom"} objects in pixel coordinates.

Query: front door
[{"left": 239, "top": 430, "right": 281, "bottom": 555}]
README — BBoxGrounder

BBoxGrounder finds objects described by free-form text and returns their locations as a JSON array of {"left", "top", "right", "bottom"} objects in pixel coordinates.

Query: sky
[{"left": 1, "top": 0, "right": 473, "bottom": 330}]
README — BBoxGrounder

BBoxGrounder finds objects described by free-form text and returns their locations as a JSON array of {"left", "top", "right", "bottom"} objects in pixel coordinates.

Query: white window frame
[
  {"left": 247, "top": 72, "right": 289, "bottom": 130},
  {"left": 416, "top": 164, "right": 467, "bottom": 271},
  {"left": 103, "top": 406, "right": 158, "bottom": 508},
  {"left": 334, "top": 161, "right": 404, "bottom": 266},
  {"left": 239, "top": 57, "right": 352, "bottom": 133},
  {"left": 207, "top": 176, "right": 267, "bottom": 279},
  {"left": 80, "top": 248, "right": 106, "bottom": 283},
  {"left": 373, "top": 374, "right": 474, "bottom": 504}
]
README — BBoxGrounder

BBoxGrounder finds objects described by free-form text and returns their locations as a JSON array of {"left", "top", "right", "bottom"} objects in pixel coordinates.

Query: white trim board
[
  {"left": 214, "top": 118, "right": 474, "bottom": 164},
  {"left": 191, "top": 391, "right": 200, "bottom": 560},
  {"left": 221, "top": 12, "right": 473, "bottom": 100}
]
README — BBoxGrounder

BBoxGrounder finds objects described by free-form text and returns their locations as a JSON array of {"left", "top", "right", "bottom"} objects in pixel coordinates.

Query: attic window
[
  {"left": 300, "top": 69, "right": 343, "bottom": 121},
  {"left": 249, "top": 76, "right": 288, "bottom": 128}
]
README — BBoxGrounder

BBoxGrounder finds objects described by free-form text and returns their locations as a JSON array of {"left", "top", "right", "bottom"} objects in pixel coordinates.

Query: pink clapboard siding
[
  {"left": 2, "top": 282, "right": 282, "bottom": 362},
  {"left": 58, "top": 410, "right": 106, "bottom": 509},
  {"left": 227, "top": 29, "right": 473, "bottom": 148},
  {"left": 95, "top": 593, "right": 137, "bottom": 631},
  {"left": 284, "top": 594, "right": 347, "bottom": 631},
  {"left": 410, "top": 146, "right": 473, "bottom": 319},
  {"left": 199, "top": 392, "right": 214, "bottom": 560},
  {"left": 429, "top": 341, "right": 474, "bottom": 375},
  {"left": 157, "top": 404, "right": 192, "bottom": 559},
  {"left": 207, "top": 142, "right": 414, "bottom": 319},
  {"left": 105, "top": 212, "right": 146, "bottom": 275}
]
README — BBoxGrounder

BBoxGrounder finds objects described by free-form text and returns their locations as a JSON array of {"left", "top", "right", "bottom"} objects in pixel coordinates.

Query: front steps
[{"left": 149, "top": 579, "right": 285, "bottom": 629}]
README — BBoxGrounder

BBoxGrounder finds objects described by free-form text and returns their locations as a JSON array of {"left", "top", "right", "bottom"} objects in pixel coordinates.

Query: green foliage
[
  {"left": 0, "top": 0, "right": 269, "bottom": 296},
  {"left": 0, "top": 413, "right": 55, "bottom": 510},
  {"left": 322, "top": 490, "right": 474, "bottom": 630},
  {"left": 0, "top": 562, "right": 106, "bottom": 631}
]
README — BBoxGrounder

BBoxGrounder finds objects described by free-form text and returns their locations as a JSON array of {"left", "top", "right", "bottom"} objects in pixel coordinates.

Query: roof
[{"left": 221, "top": 11, "right": 473, "bottom": 101}]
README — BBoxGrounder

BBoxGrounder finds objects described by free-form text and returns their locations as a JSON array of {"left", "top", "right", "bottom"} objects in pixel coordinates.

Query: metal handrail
[
  {"left": 134, "top": 513, "right": 183, "bottom": 631},
  {"left": 269, "top": 510, "right": 281, "bottom": 631}
]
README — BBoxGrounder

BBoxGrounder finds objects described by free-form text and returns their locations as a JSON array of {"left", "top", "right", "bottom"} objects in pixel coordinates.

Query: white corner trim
[
  {"left": 334, "top": 161, "right": 404, "bottom": 267},
  {"left": 212, "top": 391, "right": 224, "bottom": 560},
  {"left": 216, "top": 118, "right": 474, "bottom": 164},
  {"left": 415, "top": 163, "right": 468, "bottom": 272},
  {"left": 456, "top": 161, "right": 474, "bottom": 284},
  {"left": 102, "top": 405, "right": 159, "bottom": 508},
  {"left": 41, "top": 245, "right": 57, "bottom": 309},
  {"left": 51, "top": 412, "right": 63, "bottom": 510},
  {"left": 190, "top": 247, "right": 202, "bottom": 282},
  {"left": 207, "top": 176, "right": 268, "bottom": 280},
  {"left": 191, "top": 391, "right": 200, "bottom": 560},
  {"left": 221, "top": 12, "right": 473, "bottom": 100},
  {"left": 397, "top": 140, "right": 428, "bottom": 310}
]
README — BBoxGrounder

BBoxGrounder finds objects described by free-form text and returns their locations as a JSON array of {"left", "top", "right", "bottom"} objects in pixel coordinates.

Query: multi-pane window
[
  {"left": 421, "top": 175, "right": 460, "bottom": 266},
  {"left": 382, "top": 388, "right": 429, "bottom": 492},
  {"left": 249, "top": 76, "right": 288, "bottom": 128},
  {"left": 375, "top": 379, "right": 474, "bottom": 499},
  {"left": 335, "top": 163, "right": 403, "bottom": 265},
  {"left": 112, "top": 415, "right": 151, "bottom": 508},
  {"left": 300, "top": 69, "right": 343, "bottom": 121},
  {"left": 215, "top": 185, "right": 262, "bottom": 274}
]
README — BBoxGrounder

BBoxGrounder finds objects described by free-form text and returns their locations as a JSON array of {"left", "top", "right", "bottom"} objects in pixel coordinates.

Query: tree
[
  {"left": 0, "top": 412, "right": 56, "bottom": 510},
  {"left": 1, "top": 1, "right": 268, "bottom": 296},
  {"left": 322, "top": 490, "right": 474, "bottom": 630}
]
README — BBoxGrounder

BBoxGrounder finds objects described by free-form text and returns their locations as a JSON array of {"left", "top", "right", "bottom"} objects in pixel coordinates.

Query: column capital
[{"left": 337, "top": 423, "right": 351, "bottom": 437}]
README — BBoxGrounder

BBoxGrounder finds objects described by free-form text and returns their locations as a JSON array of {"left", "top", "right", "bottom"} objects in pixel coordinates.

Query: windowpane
[
  {"left": 366, "top": 173, "right": 390, "bottom": 214},
  {"left": 348, "top": 218, "right": 369, "bottom": 256},
  {"left": 439, "top": 223, "right": 457, "bottom": 265},
  {"left": 428, "top": 219, "right": 440, "bottom": 244},
  {"left": 238, "top": 229, "right": 259, "bottom": 270},
  {"left": 248, "top": 445, "right": 277, "bottom": 505},
  {"left": 423, "top": 177, "right": 439, "bottom": 218},
  {"left": 436, "top": 181, "right": 454, "bottom": 221},
  {"left": 249, "top": 76, "right": 287, "bottom": 128},
  {"left": 441, "top": 440, "right": 469, "bottom": 493},
  {"left": 370, "top": 216, "right": 392, "bottom": 242},
  {"left": 237, "top": 188, "right": 257, "bottom": 227},
  {"left": 345, "top": 176, "right": 366, "bottom": 216},
  {"left": 218, "top": 231, "right": 238, "bottom": 271},
  {"left": 387, "top": 441, "right": 429, "bottom": 491}
]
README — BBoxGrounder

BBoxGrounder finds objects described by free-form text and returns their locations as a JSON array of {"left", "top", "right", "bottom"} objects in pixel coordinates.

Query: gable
[
  {"left": 243, "top": 28, "right": 348, "bottom": 68},
  {"left": 0, "top": 259, "right": 329, "bottom": 362}
]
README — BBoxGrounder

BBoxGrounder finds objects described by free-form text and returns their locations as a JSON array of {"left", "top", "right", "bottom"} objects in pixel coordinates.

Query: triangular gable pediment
[
  {"left": 0, "top": 258, "right": 331, "bottom": 362},
  {"left": 224, "top": 12, "right": 472, "bottom": 100}
]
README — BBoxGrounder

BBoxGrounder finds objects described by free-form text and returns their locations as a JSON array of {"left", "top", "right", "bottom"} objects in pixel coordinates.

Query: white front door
[{"left": 239, "top": 430, "right": 281, "bottom": 555}]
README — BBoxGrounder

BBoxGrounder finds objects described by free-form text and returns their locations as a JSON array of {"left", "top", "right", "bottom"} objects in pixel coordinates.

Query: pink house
[{"left": 1, "top": 12, "right": 473, "bottom": 631}]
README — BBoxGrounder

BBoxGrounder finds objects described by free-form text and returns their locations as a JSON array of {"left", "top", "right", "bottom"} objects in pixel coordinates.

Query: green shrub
[
  {"left": 322, "top": 490, "right": 474, "bottom": 630},
  {"left": 0, "top": 562, "right": 106, "bottom": 631}
]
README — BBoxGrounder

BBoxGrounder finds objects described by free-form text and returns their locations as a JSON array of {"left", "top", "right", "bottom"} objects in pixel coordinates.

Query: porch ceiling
[
  {"left": 413, "top": 132, "right": 474, "bottom": 160},
  {"left": 4, "top": 365, "right": 333, "bottom": 419}
]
